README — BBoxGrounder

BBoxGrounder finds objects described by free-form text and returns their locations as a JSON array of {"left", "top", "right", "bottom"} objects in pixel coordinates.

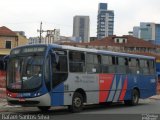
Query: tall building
[
  {"left": 155, "top": 24, "right": 160, "bottom": 44},
  {"left": 133, "top": 26, "right": 140, "bottom": 38},
  {"left": 130, "top": 22, "right": 160, "bottom": 44},
  {"left": 140, "top": 22, "right": 155, "bottom": 41},
  {"left": 97, "top": 3, "right": 114, "bottom": 39},
  {"left": 73, "top": 16, "right": 90, "bottom": 43}
]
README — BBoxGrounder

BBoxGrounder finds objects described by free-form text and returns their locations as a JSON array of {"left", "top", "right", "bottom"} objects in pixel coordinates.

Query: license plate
[{"left": 19, "top": 98, "right": 25, "bottom": 102}]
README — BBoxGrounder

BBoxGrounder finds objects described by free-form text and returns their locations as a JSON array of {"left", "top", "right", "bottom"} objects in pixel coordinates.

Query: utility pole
[
  {"left": 37, "top": 21, "right": 45, "bottom": 43},
  {"left": 40, "top": 21, "right": 42, "bottom": 43}
]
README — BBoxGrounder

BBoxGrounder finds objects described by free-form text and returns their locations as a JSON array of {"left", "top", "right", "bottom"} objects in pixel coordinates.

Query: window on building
[
  {"left": 123, "top": 39, "right": 126, "bottom": 43},
  {"left": 79, "top": 18, "right": 85, "bottom": 41},
  {"left": 6, "top": 41, "right": 11, "bottom": 49},
  {"left": 116, "top": 39, "right": 119, "bottom": 43}
]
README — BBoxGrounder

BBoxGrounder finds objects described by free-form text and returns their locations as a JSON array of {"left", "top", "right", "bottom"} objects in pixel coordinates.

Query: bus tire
[
  {"left": 38, "top": 106, "right": 50, "bottom": 112},
  {"left": 124, "top": 89, "right": 139, "bottom": 106},
  {"left": 68, "top": 92, "right": 83, "bottom": 113}
]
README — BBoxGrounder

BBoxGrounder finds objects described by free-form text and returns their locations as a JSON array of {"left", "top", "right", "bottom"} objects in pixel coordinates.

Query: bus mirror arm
[{"left": 51, "top": 52, "right": 59, "bottom": 64}]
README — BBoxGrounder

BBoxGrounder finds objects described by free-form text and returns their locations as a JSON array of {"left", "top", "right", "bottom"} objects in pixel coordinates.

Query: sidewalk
[
  {"left": 0, "top": 99, "right": 21, "bottom": 113},
  {"left": 150, "top": 95, "right": 160, "bottom": 100},
  {"left": 0, "top": 99, "right": 10, "bottom": 108}
]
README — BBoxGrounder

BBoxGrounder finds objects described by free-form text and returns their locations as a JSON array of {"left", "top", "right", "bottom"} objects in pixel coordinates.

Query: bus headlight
[
  {"left": 37, "top": 92, "right": 40, "bottom": 96},
  {"left": 7, "top": 93, "right": 11, "bottom": 97},
  {"left": 34, "top": 92, "right": 41, "bottom": 96}
]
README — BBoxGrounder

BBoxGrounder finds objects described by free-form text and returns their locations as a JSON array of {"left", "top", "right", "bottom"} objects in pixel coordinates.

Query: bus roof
[
  {"left": 49, "top": 44, "right": 155, "bottom": 60},
  {"left": 11, "top": 44, "right": 155, "bottom": 60}
]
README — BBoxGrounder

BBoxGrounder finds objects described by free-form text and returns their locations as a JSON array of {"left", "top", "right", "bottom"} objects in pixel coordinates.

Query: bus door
[{"left": 50, "top": 50, "right": 68, "bottom": 106}]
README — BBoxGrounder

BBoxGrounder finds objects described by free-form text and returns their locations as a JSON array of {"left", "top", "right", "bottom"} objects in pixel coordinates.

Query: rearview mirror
[{"left": 2, "top": 55, "right": 9, "bottom": 70}]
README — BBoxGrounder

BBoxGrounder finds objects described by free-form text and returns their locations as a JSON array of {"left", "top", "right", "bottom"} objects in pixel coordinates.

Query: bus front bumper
[{"left": 7, "top": 93, "right": 51, "bottom": 107}]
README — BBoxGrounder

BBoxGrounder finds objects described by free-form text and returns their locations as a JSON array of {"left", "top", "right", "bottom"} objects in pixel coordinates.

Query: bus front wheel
[
  {"left": 38, "top": 106, "right": 50, "bottom": 112},
  {"left": 124, "top": 89, "right": 139, "bottom": 106},
  {"left": 68, "top": 92, "right": 83, "bottom": 112}
]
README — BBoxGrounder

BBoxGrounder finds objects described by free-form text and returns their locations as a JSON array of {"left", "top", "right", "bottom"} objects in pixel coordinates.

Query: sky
[{"left": 0, "top": 0, "right": 160, "bottom": 38}]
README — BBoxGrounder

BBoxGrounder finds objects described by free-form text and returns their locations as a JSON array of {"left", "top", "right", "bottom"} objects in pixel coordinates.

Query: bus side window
[
  {"left": 144, "top": 60, "right": 150, "bottom": 75},
  {"left": 69, "top": 51, "right": 85, "bottom": 73},
  {"left": 149, "top": 60, "right": 155, "bottom": 74},
  {"left": 52, "top": 50, "right": 68, "bottom": 88},
  {"left": 128, "top": 58, "right": 137, "bottom": 74},
  {"left": 136, "top": 59, "right": 141, "bottom": 74},
  {"left": 117, "top": 57, "right": 127, "bottom": 74},
  {"left": 101, "top": 55, "right": 111, "bottom": 73},
  {"left": 53, "top": 50, "right": 68, "bottom": 73},
  {"left": 86, "top": 53, "right": 101, "bottom": 73},
  {"left": 110, "top": 56, "right": 116, "bottom": 73},
  {"left": 140, "top": 59, "right": 149, "bottom": 75}
]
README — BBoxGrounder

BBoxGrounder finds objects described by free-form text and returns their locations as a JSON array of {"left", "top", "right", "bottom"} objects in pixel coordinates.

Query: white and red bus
[{"left": 6, "top": 44, "right": 157, "bottom": 112}]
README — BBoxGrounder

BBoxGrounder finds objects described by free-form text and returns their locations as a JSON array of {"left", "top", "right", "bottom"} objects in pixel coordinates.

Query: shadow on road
[{"left": 10, "top": 102, "right": 148, "bottom": 115}]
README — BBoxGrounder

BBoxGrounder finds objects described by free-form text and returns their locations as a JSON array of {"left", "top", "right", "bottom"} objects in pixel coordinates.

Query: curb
[{"left": 149, "top": 95, "right": 160, "bottom": 100}]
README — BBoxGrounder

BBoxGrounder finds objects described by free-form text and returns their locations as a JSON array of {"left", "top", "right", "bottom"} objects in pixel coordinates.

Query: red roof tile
[
  {"left": 86, "top": 35, "right": 155, "bottom": 48},
  {"left": 0, "top": 26, "right": 17, "bottom": 37},
  {"left": 62, "top": 35, "right": 156, "bottom": 48}
]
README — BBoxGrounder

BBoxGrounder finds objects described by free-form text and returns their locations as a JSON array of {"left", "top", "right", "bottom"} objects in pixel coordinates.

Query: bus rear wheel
[
  {"left": 38, "top": 106, "right": 50, "bottom": 112},
  {"left": 124, "top": 89, "right": 139, "bottom": 106},
  {"left": 68, "top": 92, "right": 83, "bottom": 113}
]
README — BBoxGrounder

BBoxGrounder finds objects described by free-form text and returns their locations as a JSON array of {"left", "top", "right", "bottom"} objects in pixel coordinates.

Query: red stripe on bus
[
  {"left": 99, "top": 74, "right": 114, "bottom": 103},
  {"left": 119, "top": 77, "right": 128, "bottom": 101}
]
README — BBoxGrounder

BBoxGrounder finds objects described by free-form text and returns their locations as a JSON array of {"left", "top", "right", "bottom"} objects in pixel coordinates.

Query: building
[
  {"left": 130, "top": 22, "right": 160, "bottom": 45},
  {"left": 90, "top": 37, "right": 97, "bottom": 42},
  {"left": 155, "top": 24, "right": 160, "bottom": 44},
  {"left": 73, "top": 16, "right": 90, "bottom": 43},
  {"left": 14, "top": 31, "right": 26, "bottom": 37},
  {"left": 62, "top": 35, "right": 159, "bottom": 58},
  {"left": 16, "top": 31, "right": 28, "bottom": 46},
  {"left": 133, "top": 26, "right": 140, "bottom": 38},
  {"left": 0, "top": 26, "right": 28, "bottom": 58},
  {"left": 29, "top": 37, "right": 44, "bottom": 44},
  {"left": 128, "top": 31, "right": 133, "bottom": 36},
  {"left": 140, "top": 22, "right": 160, "bottom": 44},
  {"left": 53, "top": 36, "right": 78, "bottom": 43},
  {"left": 140, "top": 22, "right": 154, "bottom": 41},
  {"left": 97, "top": 3, "right": 114, "bottom": 39},
  {"left": 0, "top": 26, "right": 18, "bottom": 59},
  {"left": 29, "top": 29, "right": 60, "bottom": 44},
  {"left": 45, "top": 29, "right": 60, "bottom": 44}
]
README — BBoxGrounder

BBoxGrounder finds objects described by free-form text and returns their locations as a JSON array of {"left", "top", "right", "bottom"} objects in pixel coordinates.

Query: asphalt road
[{"left": 0, "top": 99, "right": 160, "bottom": 120}]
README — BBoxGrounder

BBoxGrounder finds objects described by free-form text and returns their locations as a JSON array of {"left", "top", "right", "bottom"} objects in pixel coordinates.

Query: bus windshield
[{"left": 7, "top": 55, "right": 44, "bottom": 91}]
